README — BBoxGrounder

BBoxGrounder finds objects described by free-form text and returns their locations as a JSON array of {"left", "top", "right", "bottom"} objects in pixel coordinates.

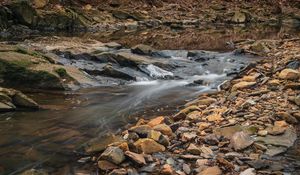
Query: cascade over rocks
[{"left": 80, "top": 38, "right": 300, "bottom": 175}]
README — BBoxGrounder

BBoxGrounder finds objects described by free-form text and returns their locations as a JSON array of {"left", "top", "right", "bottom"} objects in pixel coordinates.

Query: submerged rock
[
  {"left": 84, "top": 134, "right": 122, "bottom": 153},
  {"left": 13, "top": 92, "right": 39, "bottom": 109}
]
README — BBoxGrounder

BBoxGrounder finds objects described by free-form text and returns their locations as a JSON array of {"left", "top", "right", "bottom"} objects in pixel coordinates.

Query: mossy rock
[
  {"left": 0, "top": 60, "right": 64, "bottom": 89},
  {"left": 54, "top": 67, "right": 68, "bottom": 77},
  {"left": 0, "top": 52, "right": 64, "bottom": 90},
  {"left": 8, "top": 0, "right": 38, "bottom": 26}
]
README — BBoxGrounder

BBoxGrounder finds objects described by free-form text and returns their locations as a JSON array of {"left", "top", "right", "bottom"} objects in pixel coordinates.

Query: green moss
[
  {"left": 0, "top": 60, "right": 64, "bottom": 90},
  {"left": 55, "top": 68, "right": 68, "bottom": 77},
  {"left": 16, "top": 47, "right": 52, "bottom": 63}
]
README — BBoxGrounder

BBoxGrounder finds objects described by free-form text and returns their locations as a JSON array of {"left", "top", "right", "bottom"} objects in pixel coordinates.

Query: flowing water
[{"left": 0, "top": 25, "right": 300, "bottom": 175}]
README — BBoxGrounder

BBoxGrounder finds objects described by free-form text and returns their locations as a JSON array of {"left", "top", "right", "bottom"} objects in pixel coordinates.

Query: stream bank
[{"left": 76, "top": 39, "right": 300, "bottom": 175}]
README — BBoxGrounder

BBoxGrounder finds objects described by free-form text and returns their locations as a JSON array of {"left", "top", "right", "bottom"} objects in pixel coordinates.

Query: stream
[{"left": 0, "top": 24, "right": 300, "bottom": 175}]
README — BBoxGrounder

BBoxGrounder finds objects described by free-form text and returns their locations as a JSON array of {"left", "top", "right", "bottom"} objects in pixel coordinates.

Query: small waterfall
[{"left": 139, "top": 64, "right": 174, "bottom": 79}]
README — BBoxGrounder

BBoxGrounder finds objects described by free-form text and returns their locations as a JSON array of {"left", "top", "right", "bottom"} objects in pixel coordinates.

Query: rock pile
[{"left": 81, "top": 38, "right": 300, "bottom": 174}]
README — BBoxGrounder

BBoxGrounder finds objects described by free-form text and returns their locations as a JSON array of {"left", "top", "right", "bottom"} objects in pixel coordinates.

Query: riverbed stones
[
  {"left": 232, "top": 81, "right": 256, "bottom": 91},
  {"left": 198, "top": 166, "right": 222, "bottom": 175},
  {"left": 278, "top": 69, "right": 300, "bottom": 80},
  {"left": 277, "top": 112, "right": 298, "bottom": 124},
  {"left": 256, "top": 127, "right": 297, "bottom": 148},
  {"left": 100, "top": 146, "right": 125, "bottom": 165},
  {"left": 85, "top": 134, "right": 122, "bottom": 153},
  {"left": 187, "top": 144, "right": 201, "bottom": 155},
  {"left": 173, "top": 105, "right": 201, "bottom": 121},
  {"left": 240, "top": 168, "right": 255, "bottom": 175},
  {"left": 230, "top": 131, "right": 254, "bottom": 151},
  {"left": 134, "top": 138, "right": 165, "bottom": 154},
  {"left": 147, "top": 116, "right": 165, "bottom": 127},
  {"left": 125, "top": 151, "right": 146, "bottom": 165},
  {"left": 153, "top": 124, "right": 173, "bottom": 136},
  {"left": 161, "top": 164, "right": 174, "bottom": 175},
  {"left": 129, "top": 125, "right": 152, "bottom": 137},
  {"left": 98, "top": 160, "right": 119, "bottom": 171}
]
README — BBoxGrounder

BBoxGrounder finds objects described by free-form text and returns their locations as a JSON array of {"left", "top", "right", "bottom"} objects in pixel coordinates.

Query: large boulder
[
  {"left": 0, "top": 45, "right": 96, "bottom": 90},
  {"left": 8, "top": 1, "right": 37, "bottom": 26}
]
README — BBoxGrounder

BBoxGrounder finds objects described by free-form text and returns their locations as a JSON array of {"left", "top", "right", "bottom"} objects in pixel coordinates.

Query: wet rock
[
  {"left": 240, "top": 168, "right": 256, "bottom": 175},
  {"left": 104, "top": 42, "right": 122, "bottom": 49},
  {"left": 153, "top": 124, "right": 173, "bottom": 136},
  {"left": 187, "top": 144, "right": 201, "bottom": 155},
  {"left": 138, "top": 64, "right": 174, "bottom": 79},
  {"left": 129, "top": 125, "right": 152, "bottom": 138},
  {"left": 98, "top": 160, "right": 119, "bottom": 171},
  {"left": 134, "top": 138, "right": 165, "bottom": 154},
  {"left": 100, "top": 146, "right": 125, "bottom": 165},
  {"left": 277, "top": 112, "right": 298, "bottom": 124},
  {"left": 230, "top": 131, "right": 254, "bottom": 151},
  {"left": 278, "top": 69, "right": 300, "bottom": 80},
  {"left": 161, "top": 164, "right": 174, "bottom": 175},
  {"left": 173, "top": 105, "right": 200, "bottom": 121},
  {"left": 198, "top": 166, "right": 222, "bottom": 175},
  {"left": 0, "top": 101, "right": 15, "bottom": 111},
  {"left": 125, "top": 151, "right": 146, "bottom": 165},
  {"left": 85, "top": 134, "right": 122, "bottom": 153},
  {"left": 147, "top": 130, "right": 170, "bottom": 146},
  {"left": 13, "top": 92, "right": 39, "bottom": 109},
  {"left": 232, "top": 81, "right": 256, "bottom": 91},
  {"left": 100, "top": 64, "right": 136, "bottom": 81},
  {"left": 148, "top": 116, "right": 165, "bottom": 127},
  {"left": 131, "top": 44, "right": 154, "bottom": 55}
]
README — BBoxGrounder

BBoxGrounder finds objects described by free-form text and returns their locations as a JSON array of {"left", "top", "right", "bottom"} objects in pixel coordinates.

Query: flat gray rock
[{"left": 255, "top": 127, "right": 297, "bottom": 148}]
